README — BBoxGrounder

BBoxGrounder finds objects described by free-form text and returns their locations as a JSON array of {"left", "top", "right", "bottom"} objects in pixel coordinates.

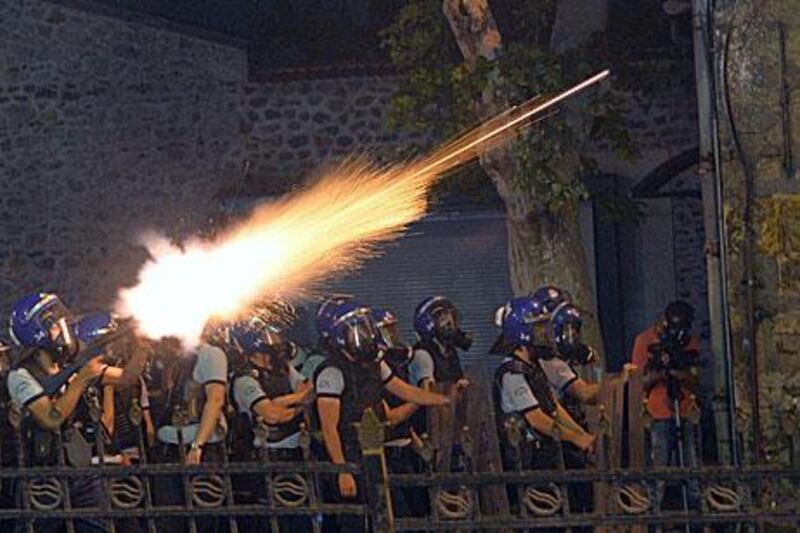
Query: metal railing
[{"left": 3, "top": 405, "right": 799, "bottom": 532}]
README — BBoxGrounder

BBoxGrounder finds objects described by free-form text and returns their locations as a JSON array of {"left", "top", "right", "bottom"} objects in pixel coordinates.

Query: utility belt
[
  {"left": 384, "top": 442, "right": 415, "bottom": 463},
  {"left": 23, "top": 416, "right": 100, "bottom": 468},
  {"left": 497, "top": 413, "right": 559, "bottom": 471},
  {"left": 153, "top": 440, "right": 226, "bottom": 464},
  {"left": 260, "top": 447, "right": 303, "bottom": 463}
]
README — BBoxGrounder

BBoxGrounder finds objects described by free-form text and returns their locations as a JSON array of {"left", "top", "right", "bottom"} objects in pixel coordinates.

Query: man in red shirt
[{"left": 631, "top": 301, "right": 701, "bottom": 513}]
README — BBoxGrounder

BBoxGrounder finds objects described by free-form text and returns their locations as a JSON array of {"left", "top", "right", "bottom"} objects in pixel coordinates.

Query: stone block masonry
[
  {"left": 0, "top": 0, "right": 707, "bottom": 339},
  {"left": 0, "top": 0, "right": 427, "bottom": 315}
]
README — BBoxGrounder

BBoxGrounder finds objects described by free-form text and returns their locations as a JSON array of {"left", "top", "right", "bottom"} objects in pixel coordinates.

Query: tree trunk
[{"left": 442, "top": 0, "right": 604, "bottom": 354}]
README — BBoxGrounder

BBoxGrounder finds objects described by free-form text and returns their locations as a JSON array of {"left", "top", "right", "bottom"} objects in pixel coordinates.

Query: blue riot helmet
[
  {"left": 9, "top": 292, "right": 78, "bottom": 356},
  {"left": 230, "top": 317, "right": 296, "bottom": 364},
  {"left": 550, "top": 303, "right": 595, "bottom": 365},
  {"left": 490, "top": 295, "right": 548, "bottom": 354},
  {"left": 414, "top": 296, "right": 472, "bottom": 350},
  {"left": 329, "top": 301, "right": 380, "bottom": 362},
  {"left": 74, "top": 311, "right": 119, "bottom": 345},
  {"left": 530, "top": 285, "right": 574, "bottom": 315},
  {"left": 315, "top": 295, "right": 352, "bottom": 341},
  {"left": 372, "top": 308, "right": 399, "bottom": 348}
]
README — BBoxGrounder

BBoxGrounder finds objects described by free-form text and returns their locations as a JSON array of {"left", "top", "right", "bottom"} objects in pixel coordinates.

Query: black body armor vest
[
  {"left": 106, "top": 380, "right": 145, "bottom": 452},
  {"left": 313, "top": 353, "right": 386, "bottom": 461},
  {"left": 160, "top": 353, "right": 204, "bottom": 428},
  {"left": 18, "top": 359, "right": 99, "bottom": 467},
  {"left": 232, "top": 361, "right": 303, "bottom": 446},
  {"left": 493, "top": 355, "right": 559, "bottom": 470},
  {"left": 414, "top": 338, "right": 464, "bottom": 384}
]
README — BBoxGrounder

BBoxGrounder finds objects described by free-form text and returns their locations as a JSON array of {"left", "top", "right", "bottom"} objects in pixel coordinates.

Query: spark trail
[{"left": 115, "top": 71, "right": 609, "bottom": 344}]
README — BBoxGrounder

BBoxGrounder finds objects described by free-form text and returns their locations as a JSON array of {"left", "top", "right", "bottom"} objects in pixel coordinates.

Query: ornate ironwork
[
  {"left": 190, "top": 474, "right": 227, "bottom": 508},
  {"left": 270, "top": 473, "right": 309, "bottom": 507},
  {"left": 27, "top": 477, "right": 63, "bottom": 511},
  {"left": 109, "top": 476, "right": 145, "bottom": 509}
]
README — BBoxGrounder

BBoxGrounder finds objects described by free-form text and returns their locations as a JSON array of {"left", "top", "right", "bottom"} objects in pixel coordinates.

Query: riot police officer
[
  {"left": 314, "top": 301, "right": 448, "bottom": 532},
  {"left": 75, "top": 312, "right": 156, "bottom": 462},
  {"left": 228, "top": 316, "right": 310, "bottom": 531},
  {"left": 492, "top": 296, "right": 595, "bottom": 527},
  {"left": 7, "top": 292, "right": 147, "bottom": 533},
  {"left": 373, "top": 308, "right": 427, "bottom": 518},
  {"left": 409, "top": 296, "right": 472, "bottom": 472},
  {"left": 153, "top": 321, "right": 231, "bottom": 532}
]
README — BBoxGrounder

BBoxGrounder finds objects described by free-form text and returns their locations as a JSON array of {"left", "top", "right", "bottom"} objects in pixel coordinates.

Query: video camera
[
  {"left": 645, "top": 300, "right": 699, "bottom": 374},
  {"left": 645, "top": 339, "right": 699, "bottom": 373}
]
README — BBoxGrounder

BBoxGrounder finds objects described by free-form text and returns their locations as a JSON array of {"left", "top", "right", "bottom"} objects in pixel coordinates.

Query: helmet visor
[
  {"left": 345, "top": 319, "right": 377, "bottom": 352},
  {"left": 261, "top": 327, "right": 284, "bottom": 347},
  {"left": 39, "top": 300, "right": 77, "bottom": 351},
  {"left": 434, "top": 307, "right": 459, "bottom": 337},
  {"left": 558, "top": 322, "right": 582, "bottom": 347}
]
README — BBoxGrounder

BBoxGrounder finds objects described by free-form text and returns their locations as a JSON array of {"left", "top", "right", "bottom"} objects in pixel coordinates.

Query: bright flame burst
[{"left": 115, "top": 71, "right": 609, "bottom": 344}]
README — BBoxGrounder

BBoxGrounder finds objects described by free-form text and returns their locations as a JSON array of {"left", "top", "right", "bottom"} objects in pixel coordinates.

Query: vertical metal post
[
  {"left": 778, "top": 22, "right": 794, "bottom": 179},
  {"left": 691, "top": 0, "right": 739, "bottom": 466},
  {"left": 358, "top": 408, "right": 394, "bottom": 533}
]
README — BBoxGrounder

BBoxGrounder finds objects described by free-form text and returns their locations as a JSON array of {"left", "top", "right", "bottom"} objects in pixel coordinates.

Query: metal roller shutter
[{"left": 302, "top": 210, "right": 513, "bottom": 366}]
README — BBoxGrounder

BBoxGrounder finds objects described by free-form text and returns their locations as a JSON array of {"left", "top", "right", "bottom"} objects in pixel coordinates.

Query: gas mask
[
  {"left": 377, "top": 321, "right": 400, "bottom": 349},
  {"left": 258, "top": 328, "right": 289, "bottom": 362},
  {"left": 434, "top": 307, "right": 472, "bottom": 351},
  {"left": 344, "top": 318, "right": 380, "bottom": 363},
  {"left": 40, "top": 303, "right": 79, "bottom": 358},
  {"left": 553, "top": 309, "right": 596, "bottom": 365}
]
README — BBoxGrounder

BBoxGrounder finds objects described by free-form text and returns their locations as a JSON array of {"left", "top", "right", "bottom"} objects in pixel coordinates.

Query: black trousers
[
  {"left": 562, "top": 442, "right": 592, "bottom": 533},
  {"left": 318, "top": 441, "right": 368, "bottom": 533},
  {"left": 234, "top": 447, "right": 314, "bottom": 533},
  {"left": 502, "top": 438, "right": 563, "bottom": 533},
  {"left": 152, "top": 442, "right": 228, "bottom": 533},
  {"left": 14, "top": 474, "right": 112, "bottom": 533},
  {"left": 384, "top": 444, "right": 428, "bottom": 518}
]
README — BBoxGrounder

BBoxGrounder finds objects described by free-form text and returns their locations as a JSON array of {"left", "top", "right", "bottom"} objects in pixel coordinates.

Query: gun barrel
[{"left": 40, "top": 324, "right": 133, "bottom": 396}]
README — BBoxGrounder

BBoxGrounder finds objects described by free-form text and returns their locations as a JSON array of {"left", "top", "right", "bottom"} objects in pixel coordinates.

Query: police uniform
[
  {"left": 9, "top": 356, "right": 112, "bottom": 533},
  {"left": 157, "top": 343, "right": 228, "bottom": 448},
  {"left": 154, "top": 343, "right": 228, "bottom": 533},
  {"left": 410, "top": 338, "right": 467, "bottom": 473},
  {"left": 494, "top": 355, "right": 560, "bottom": 471},
  {"left": 314, "top": 355, "right": 392, "bottom": 460},
  {"left": 314, "top": 354, "right": 392, "bottom": 533},
  {"left": 381, "top": 347, "right": 427, "bottom": 518},
  {"left": 231, "top": 362, "right": 307, "bottom": 457},
  {"left": 103, "top": 377, "right": 151, "bottom": 458},
  {"left": 231, "top": 360, "right": 310, "bottom": 531},
  {"left": 290, "top": 343, "right": 327, "bottom": 381},
  {"left": 410, "top": 338, "right": 464, "bottom": 387},
  {"left": 538, "top": 355, "right": 593, "bottom": 528}
]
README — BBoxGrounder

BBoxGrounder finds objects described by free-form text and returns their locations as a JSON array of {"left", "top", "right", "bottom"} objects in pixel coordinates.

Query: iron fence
[{"left": 3, "top": 438, "right": 800, "bottom": 531}]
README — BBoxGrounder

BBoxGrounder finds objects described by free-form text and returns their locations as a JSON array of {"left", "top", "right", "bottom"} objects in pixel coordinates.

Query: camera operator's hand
[{"left": 620, "top": 363, "right": 637, "bottom": 383}]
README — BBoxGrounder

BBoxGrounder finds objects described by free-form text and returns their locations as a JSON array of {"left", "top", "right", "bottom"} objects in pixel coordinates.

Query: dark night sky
[{"left": 66, "top": 0, "right": 679, "bottom": 68}]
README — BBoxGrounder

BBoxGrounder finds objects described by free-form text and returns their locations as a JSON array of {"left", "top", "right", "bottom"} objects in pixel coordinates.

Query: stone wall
[
  {"left": 0, "top": 1, "right": 422, "bottom": 316},
  {"left": 0, "top": 0, "right": 707, "bottom": 350},
  {"left": 0, "top": 0, "right": 247, "bottom": 312},
  {"left": 714, "top": 0, "right": 800, "bottom": 464},
  {"left": 233, "top": 76, "right": 425, "bottom": 198}
]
